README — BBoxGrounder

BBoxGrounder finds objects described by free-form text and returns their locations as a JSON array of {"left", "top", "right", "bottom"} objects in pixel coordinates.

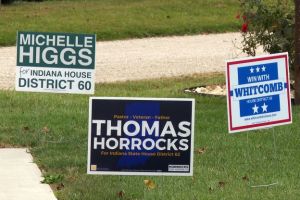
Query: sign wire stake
[
  {"left": 250, "top": 182, "right": 278, "bottom": 188},
  {"left": 248, "top": 128, "right": 280, "bottom": 188}
]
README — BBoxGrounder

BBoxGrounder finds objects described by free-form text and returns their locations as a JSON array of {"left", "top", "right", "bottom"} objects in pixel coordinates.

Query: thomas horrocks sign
[
  {"left": 87, "top": 97, "right": 195, "bottom": 176},
  {"left": 16, "top": 31, "right": 96, "bottom": 94},
  {"left": 226, "top": 53, "right": 292, "bottom": 133}
]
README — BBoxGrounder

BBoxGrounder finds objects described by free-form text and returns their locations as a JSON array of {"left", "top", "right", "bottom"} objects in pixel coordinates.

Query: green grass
[
  {"left": 0, "top": 74, "right": 300, "bottom": 200},
  {"left": 0, "top": 0, "right": 240, "bottom": 46}
]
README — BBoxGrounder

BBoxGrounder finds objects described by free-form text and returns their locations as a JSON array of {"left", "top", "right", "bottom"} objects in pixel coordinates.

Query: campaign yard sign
[
  {"left": 226, "top": 53, "right": 292, "bottom": 133},
  {"left": 87, "top": 97, "right": 195, "bottom": 176},
  {"left": 16, "top": 31, "right": 96, "bottom": 94}
]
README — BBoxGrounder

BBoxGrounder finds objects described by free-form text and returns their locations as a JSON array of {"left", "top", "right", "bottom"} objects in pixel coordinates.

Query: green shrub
[
  {"left": 1, "top": 0, "right": 15, "bottom": 5},
  {"left": 1, "top": 0, "right": 43, "bottom": 4},
  {"left": 238, "top": 0, "right": 294, "bottom": 69}
]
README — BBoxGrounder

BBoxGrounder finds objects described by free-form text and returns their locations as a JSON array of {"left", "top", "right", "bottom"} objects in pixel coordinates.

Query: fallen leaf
[
  {"left": 117, "top": 190, "right": 125, "bottom": 198},
  {"left": 144, "top": 179, "right": 156, "bottom": 190},
  {"left": 242, "top": 175, "right": 249, "bottom": 181},
  {"left": 56, "top": 183, "right": 64, "bottom": 190},
  {"left": 218, "top": 181, "right": 225, "bottom": 188},
  {"left": 196, "top": 147, "right": 206, "bottom": 155},
  {"left": 42, "top": 126, "right": 50, "bottom": 133},
  {"left": 22, "top": 126, "right": 30, "bottom": 131}
]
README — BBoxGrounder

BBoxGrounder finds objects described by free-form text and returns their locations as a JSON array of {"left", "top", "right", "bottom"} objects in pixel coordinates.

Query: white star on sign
[
  {"left": 256, "top": 67, "right": 260, "bottom": 72},
  {"left": 261, "top": 66, "right": 266, "bottom": 72},
  {"left": 250, "top": 67, "right": 254, "bottom": 73},
  {"left": 261, "top": 103, "right": 268, "bottom": 112},
  {"left": 252, "top": 104, "right": 259, "bottom": 114}
]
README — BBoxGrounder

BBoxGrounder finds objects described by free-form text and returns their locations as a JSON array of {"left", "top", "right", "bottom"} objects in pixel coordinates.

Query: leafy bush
[
  {"left": 1, "top": 0, "right": 43, "bottom": 4},
  {"left": 238, "top": 0, "right": 294, "bottom": 69},
  {"left": 41, "top": 174, "right": 64, "bottom": 184},
  {"left": 1, "top": 0, "right": 15, "bottom": 5}
]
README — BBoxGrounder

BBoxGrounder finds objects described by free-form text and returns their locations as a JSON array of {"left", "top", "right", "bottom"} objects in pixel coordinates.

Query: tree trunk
[{"left": 295, "top": 0, "right": 300, "bottom": 104}]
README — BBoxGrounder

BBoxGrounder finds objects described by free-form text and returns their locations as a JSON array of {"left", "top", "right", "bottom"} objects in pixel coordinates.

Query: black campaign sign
[{"left": 87, "top": 97, "right": 195, "bottom": 176}]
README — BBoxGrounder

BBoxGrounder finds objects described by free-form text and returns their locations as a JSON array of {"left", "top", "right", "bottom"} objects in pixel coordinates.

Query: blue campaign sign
[
  {"left": 87, "top": 97, "right": 195, "bottom": 176},
  {"left": 226, "top": 53, "right": 292, "bottom": 133}
]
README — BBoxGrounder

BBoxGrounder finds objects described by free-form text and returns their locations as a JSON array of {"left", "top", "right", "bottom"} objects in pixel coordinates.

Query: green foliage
[
  {"left": 41, "top": 174, "right": 64, "bottom": 184},
  {"left": 1, "top": 0, "right": 15, "bottom": 5},
  {"left": 1, "top": 0, "right": 43, "bottom": 4},
  {"left": 238, "top": 0, "right": 295, "bottom": 68}
]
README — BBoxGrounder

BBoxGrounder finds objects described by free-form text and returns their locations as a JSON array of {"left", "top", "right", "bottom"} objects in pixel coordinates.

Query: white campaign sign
[
  {"left": 226, "top": 53, "right": 292, "bottom": 133},
  {"left": 16, "top": 67, "right": 95, "bottom": 94},
  {"left": 16, "top": 31, "right": 96, "bottom": 94}
]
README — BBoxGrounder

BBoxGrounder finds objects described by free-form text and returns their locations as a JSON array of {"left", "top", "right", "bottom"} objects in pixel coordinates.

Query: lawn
[
  {"left": 0, "top": 0, "right": 240, "bottom": 46},
  {"left": 0, "top": 74, "right": 299, "bottom": 200}
]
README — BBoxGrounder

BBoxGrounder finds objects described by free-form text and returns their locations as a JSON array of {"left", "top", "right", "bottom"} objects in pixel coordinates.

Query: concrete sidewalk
[{"left": 0, "top": 148, "right": 57, "bottom": 200}]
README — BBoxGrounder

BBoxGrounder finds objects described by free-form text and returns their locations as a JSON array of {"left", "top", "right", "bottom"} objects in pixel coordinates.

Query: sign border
[
  {"left": 226, "top": 53, "right": 292, "bottom": 133},
  {"left": 87, "top": 97, "right": 195, "bottom": 176}
]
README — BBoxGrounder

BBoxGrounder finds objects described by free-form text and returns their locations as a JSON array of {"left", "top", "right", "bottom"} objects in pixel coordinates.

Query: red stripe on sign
[
  {"left": 227, "top": 53, "right": 292, "bottom": 132},
  {"left": 230, "top": 119, "right": 292, "bottom": 131},
  {"left": 227, "top": 54, "right": 288, "bottom": 65}
]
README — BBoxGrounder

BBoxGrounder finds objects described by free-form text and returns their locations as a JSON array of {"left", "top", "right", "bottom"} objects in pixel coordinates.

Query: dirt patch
[{"left": 0, "top": 143, "right": 18, "bottom": 148}]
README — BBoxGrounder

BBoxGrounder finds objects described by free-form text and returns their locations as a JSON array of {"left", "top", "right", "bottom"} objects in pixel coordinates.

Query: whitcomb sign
[
  {"left": 16, "top": 31, "right": 96, "bottom": 94},
  {"left": 226, "top": 53, "right": 292, "bottom": 133}
]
